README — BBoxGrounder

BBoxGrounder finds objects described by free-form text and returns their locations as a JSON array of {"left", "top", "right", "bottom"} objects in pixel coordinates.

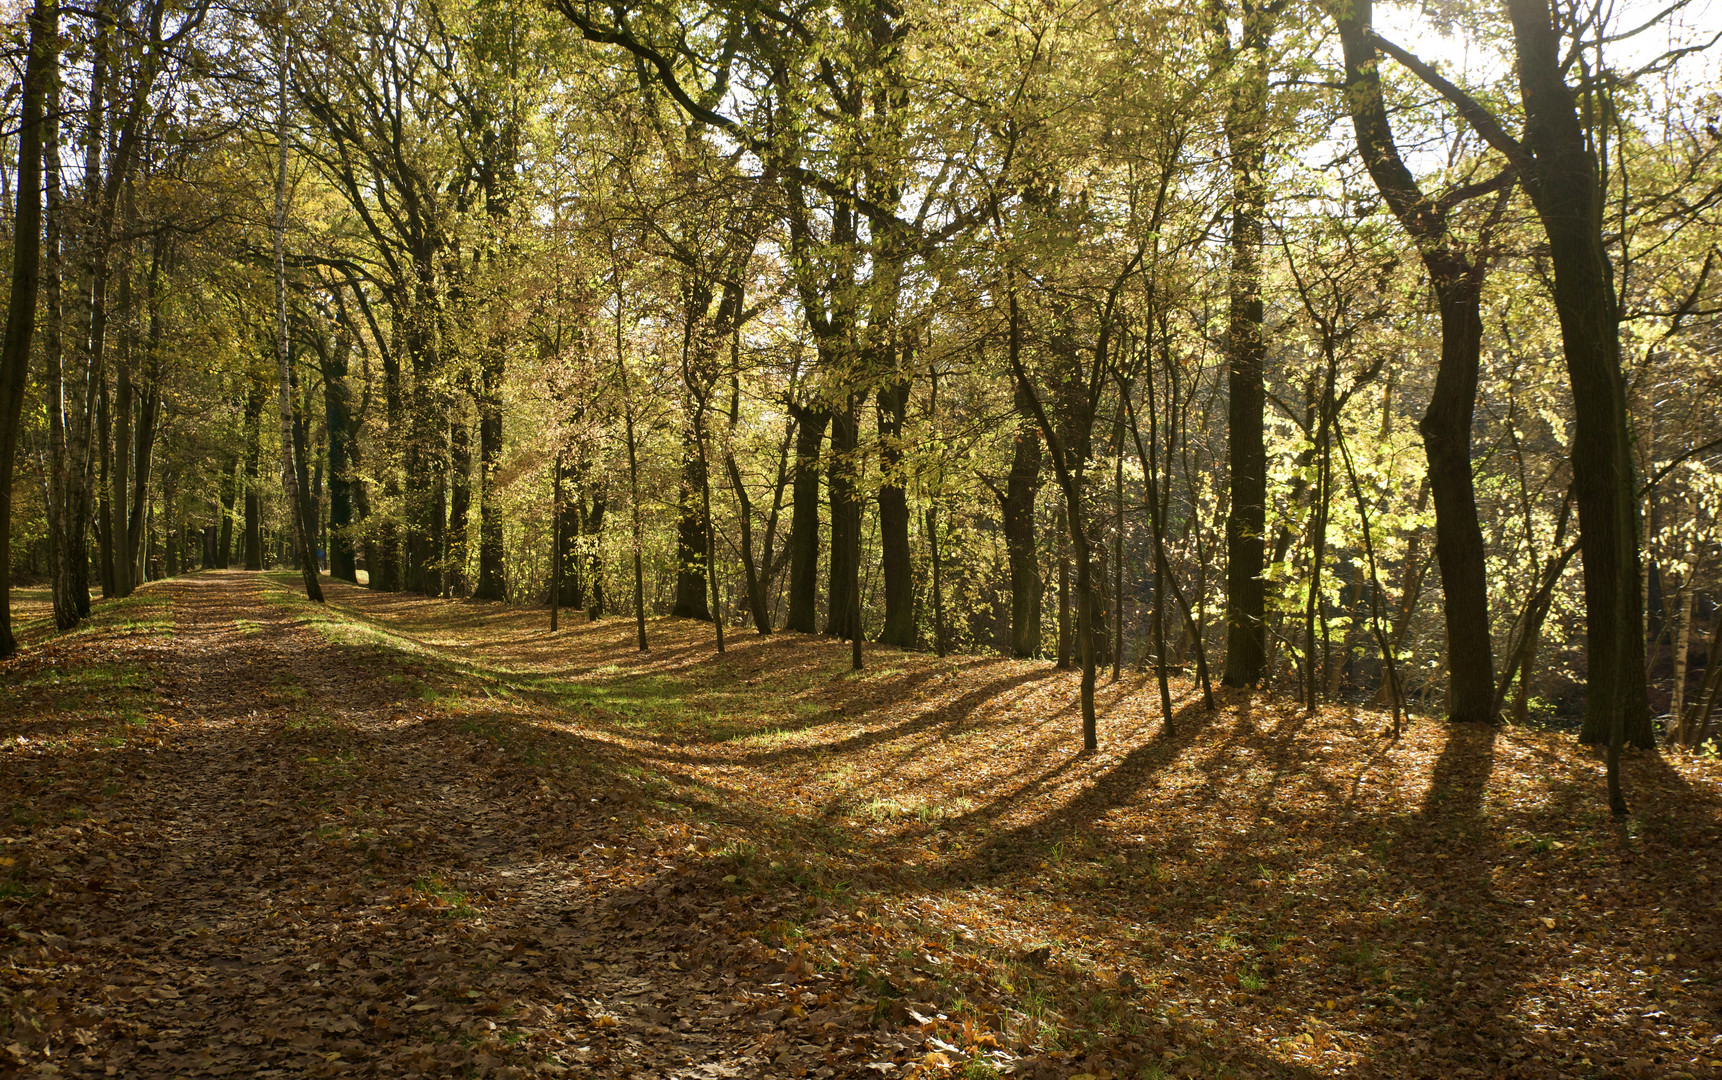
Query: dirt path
[{"left": 1, "top": 573, "right": 881, "bottom": 1078}]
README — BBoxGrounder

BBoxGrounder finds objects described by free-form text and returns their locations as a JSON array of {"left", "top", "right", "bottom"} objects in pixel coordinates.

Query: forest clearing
[{"left": 2, "top": 573, "right": 1719, "bottom": 1079}]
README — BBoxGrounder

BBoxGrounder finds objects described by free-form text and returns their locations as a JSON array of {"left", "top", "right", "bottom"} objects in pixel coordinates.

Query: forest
[{"left": 1, "top": 0, "right": 1721, "bottom": 1076}]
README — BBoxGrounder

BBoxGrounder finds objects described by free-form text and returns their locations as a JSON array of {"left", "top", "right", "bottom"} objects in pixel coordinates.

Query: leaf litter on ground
[{"left": 1, "top": 570, "right": 1719, "bottom": 1079}]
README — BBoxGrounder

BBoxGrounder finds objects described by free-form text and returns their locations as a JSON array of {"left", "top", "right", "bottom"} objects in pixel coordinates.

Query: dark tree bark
[
  {"left": 162, "top": 470, "right": 179, "bottom": 577},
  {"left": 447, "top": 411, "right": 472, "bottom": 596},
  {"left": 1003, "top": 380, "right": 1044, "bottom": 659},
  {"left": 826, "top": 405, "right": 859, "bottom": 638},
  {"left": 108, "top": 250, "right": 134, "bottom": 598},
  {"left": 555, "top": 462, "right": 584, "bottom": 609},
  {"left": 0, "top": 0, "right": 52, "bottom": 657},
  {"left": 784, "top": 402, "right": 828, "bottom": 633},
  {"left": 242, "top": 378, "right": 266, "bottom": 570},
  {"left": 672, "top": 439, "right": 712, "bottom": 620},
  {"left": 317, "top": 330, "right": 357, "bottom": 582},
  {"left": 1057, "top": 502, "right": 1072, "bottom": 669},
  {"left": 1337, "top": 0, "right": 1500, "bottom": 724},
  {"left": 585, "top": 483, "right": 607, "bottom": 618},
  {"left": 723, "top": 377, "right": 781, "bottom": 634},
  {"left": 97, "top": 377, "right": 115, "bottom": 597},
  {"left": 1371, "top": 0, "right": 1656, "bottom": 783},
  {"left": 1500, "top": 0, "right": 1651, "bottom": 754},
  {"left": 1214, "top": 0, "right": 1272, "bottom": 688},
  {"left": 473, "top": 348, "right": 506, "bottom": 600},
  {"left": 217, "top": 454, "right": 237, "bottom": 567},
  {"left": 125, "top": 243, "right": 165, "bottom": 591},
  {"left": 875, "top": 375, "right": 915, "bottom": 648}
]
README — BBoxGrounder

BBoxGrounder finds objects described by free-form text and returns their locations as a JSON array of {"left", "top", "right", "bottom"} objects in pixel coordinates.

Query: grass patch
[{"left": 412, "top": 876, "right": 477, "bottom": 919}]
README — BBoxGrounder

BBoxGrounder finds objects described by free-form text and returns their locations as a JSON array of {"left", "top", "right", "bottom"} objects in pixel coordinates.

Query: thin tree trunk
[
  {"left": 611, "top": 279, "right": 647, "bottom": 650},
  {"left": 550, "top": 453, "right": 561, "bottom": 632},
  {"left": 1670, "top": 551, "right": 1700, "bottom": 727},
  {"left": 1057, "top": 502, "right": 1072, "bottom": 670}
]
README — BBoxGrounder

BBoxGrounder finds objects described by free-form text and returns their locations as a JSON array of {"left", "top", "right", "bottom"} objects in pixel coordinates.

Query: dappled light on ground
[{"left": 2, "top": 571, "right": 1718, "bottom": 1078}]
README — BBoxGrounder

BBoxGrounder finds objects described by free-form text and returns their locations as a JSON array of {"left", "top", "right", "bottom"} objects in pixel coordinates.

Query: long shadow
[{"left": 256, "top": 578, "right": 1722, "bottom": 1077}]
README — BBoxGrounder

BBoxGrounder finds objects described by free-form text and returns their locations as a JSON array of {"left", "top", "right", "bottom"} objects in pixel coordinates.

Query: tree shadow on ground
[{"left": 228, "top": 576, "right": 1722, "bottom": 1078}]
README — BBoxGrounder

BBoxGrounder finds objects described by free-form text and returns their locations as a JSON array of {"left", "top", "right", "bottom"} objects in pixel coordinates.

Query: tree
[{"left": 0, "top": 0, "right": 55, "bottom": 657}]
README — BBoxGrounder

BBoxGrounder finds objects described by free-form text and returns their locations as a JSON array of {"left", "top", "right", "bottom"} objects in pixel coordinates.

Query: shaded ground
[{"left": 2, "top": 571, "right": 1719, "bottom": 1079}]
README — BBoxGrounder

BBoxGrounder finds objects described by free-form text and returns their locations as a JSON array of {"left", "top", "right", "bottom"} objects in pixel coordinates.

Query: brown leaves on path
[{"left": 2, "top": 572, "right": 1721, "bottom": 1080}]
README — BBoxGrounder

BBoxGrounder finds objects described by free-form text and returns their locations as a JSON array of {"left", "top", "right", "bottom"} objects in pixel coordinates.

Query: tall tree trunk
[
  {"left": 784, "top": 403, "right": 827, "bottom": 633},
  {"left": 125, "top": 244, "right": 163, "bottom": 590},
  {"left": 1423, "top": 284, "right": 1499, "bottom": 722},
  {"left": 0, "top": 0, "right": 51, "bottom": 657},
  {"left": 371, "top": 332, "right": 404, "bottom": 592},
  {"left": 41, "top": 2, "right": 75, "bottom": 628},
  {"left": 1003, "top": 379, "right": 1044, "bottom": 658},
  {"left": 1216, "top": 0, "right": 1272, "bottom": 687},
  {"left": 1670, "top": 545, "right": 1700, "bottom": 729},
  {"left": 273, "top": 38, "right": 322, "bottom": 604},
  {"left": 162, "top": 469, "right": 178, "bottom": 577},
  {"left": 875, "top": 376, "right": 915, "bottom": 648},
  {"left": 1501, "top": 0, "right": 1652, "bottom": 756},
  {"left": 1336, "top": 0, "right": 1498, "bottom": 723},
  {"left": 473, "top": 347, "right": 506, "bottom": 600},
  {"left": 723, "top": 377, "right": 770, "bottom": 633},
  {"left": 108, "top": 247, "right": 133, "bottom": 598},
  {"left": 550, "top": 453, "right": 561, "bottom": 632}
]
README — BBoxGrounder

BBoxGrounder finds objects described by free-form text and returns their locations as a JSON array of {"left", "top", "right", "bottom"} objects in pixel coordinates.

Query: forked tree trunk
[{"left": 1337, "top": 0, "right": 1499, "bottom": 723}]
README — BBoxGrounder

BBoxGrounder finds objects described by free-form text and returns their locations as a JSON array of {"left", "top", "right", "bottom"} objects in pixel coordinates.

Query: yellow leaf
[
  {"left": 923, "top": 1051, "right": 950, "bottom": 1067},
  {"left": 1541, "top": 917, "right": 1556, "bottom": 929}
]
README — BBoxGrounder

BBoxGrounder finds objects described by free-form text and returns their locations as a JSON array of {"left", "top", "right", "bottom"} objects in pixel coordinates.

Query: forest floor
[{"left": 2, "top": 572, "right": 1720, "bottom": 1080}]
